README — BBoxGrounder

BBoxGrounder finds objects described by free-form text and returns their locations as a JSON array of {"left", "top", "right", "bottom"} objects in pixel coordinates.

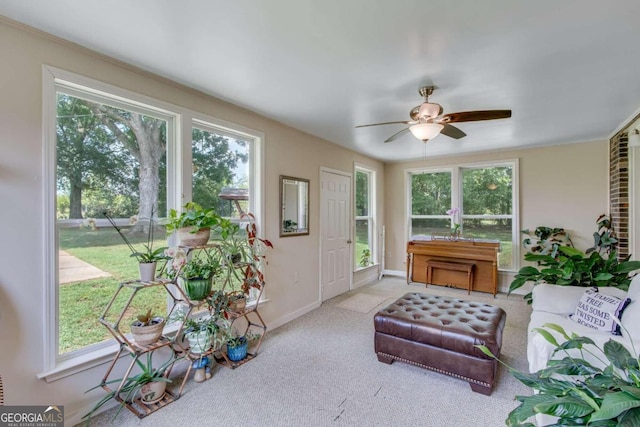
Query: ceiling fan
[{"left": 356, "top": 86, "right": 511, "bottom": 143}]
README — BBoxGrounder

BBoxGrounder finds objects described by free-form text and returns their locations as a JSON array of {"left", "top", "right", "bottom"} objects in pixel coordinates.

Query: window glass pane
[
  {"left": 462, "top": 166, "right": 512, "bottom": 215},
  {"left": 410, "top": 218, "right": 451, "bottom": 236},
  {"left": 463, "top": 218, "right": 512, "bottom": 267},
  {"left": 56, "top": 92, "right": 168, "bottom": 354},
  {"left": 355, "top": 171, "right": 369, "bottom": 216},
  {"left": 192, "top": 127, "right": 249, "bottom": 218},
  {"left": 355, "top": 219, "right": 372, "bottom": 267},
  {"left": 411, "top": 172, "right": 451, "bottom": 215}
]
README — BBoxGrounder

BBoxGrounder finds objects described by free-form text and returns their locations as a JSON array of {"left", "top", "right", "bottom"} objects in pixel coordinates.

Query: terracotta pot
[
  {"left": 139, "top": 380, "right": 166, "bottom": 405},
  {"left": 177, "top": 227, "right": 210, "bottom": 246},
  {"left": 228, "top": 293, "right": 247, "bottom": 313},
  {"left": 138, "top": 261, "right": 157, "bottom": 282},
  {"left": 130, "top": 317, "right": 165, "bottom": 346}
]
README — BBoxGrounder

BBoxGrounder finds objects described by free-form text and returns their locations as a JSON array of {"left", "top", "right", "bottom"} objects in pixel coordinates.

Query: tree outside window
[
  {"left": 355, "top": 167, "right": 376, "bottom": 269},
  {"left": 408, "top": 163, "right": 517, "bottom": 268}
]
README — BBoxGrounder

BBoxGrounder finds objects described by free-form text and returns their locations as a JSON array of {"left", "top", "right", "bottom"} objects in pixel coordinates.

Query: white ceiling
[{"left": 2, "top": 0, "right": 640, "bottom": 161}]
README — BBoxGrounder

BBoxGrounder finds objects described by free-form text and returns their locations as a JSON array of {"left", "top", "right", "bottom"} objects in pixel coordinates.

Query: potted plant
[
  {"left": 239, "top": 213, "right": 274, "bottom": 295},
  {"left": 359, "top": 248, "right": 371, "bottom": 267},
  {"left": 130, "top": 309, "right": 165, "bottom": 347},
  {"left": 226, "top": 328, "right": 261, "bottom": 362},
  {"left": 165, "top": 202, "right": 222, "bottom": 246},
  {"left": 178, "top": 306, "right": 230, "bottom": 355},
  {"left": 81, "top": 351, "right": 176, "bottom": 424},
  {"left": 178, "top": 254, "right": 221, "bottom": 301},
  {"left": 477, "top": 323, "right": 640, "bottom": 426},
  {"left": 104, "top": 211, "right": 168, "bottom": 282},
  {"left": 227, "top": 291, "right": 247, "bottom": 313},
  {"left": 510, "top": 215, "right": 640, "bottom": 304}
]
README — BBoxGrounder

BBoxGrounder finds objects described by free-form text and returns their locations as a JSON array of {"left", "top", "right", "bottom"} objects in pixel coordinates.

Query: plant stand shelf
[{"left": 110, "top": 388, "right": 179, "bottom": 420}]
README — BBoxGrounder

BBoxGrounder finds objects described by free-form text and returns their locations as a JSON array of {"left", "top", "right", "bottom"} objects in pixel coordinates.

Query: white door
[{"left": 320, "top": 169, "right": 352, "bottom": 301}]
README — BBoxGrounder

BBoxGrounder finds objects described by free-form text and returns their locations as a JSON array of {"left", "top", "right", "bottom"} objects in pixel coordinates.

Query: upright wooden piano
[{"left": 407, "top": 238, "right": 500, "bottom": 296}]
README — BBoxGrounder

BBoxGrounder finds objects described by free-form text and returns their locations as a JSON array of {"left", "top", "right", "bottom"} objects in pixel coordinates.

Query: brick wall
[{"left": 610, "top": 133, "right": 629, "bottom": 260}]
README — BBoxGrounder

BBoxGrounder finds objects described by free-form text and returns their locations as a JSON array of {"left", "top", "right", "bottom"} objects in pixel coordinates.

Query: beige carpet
[
  {"left": 82, "top": 278, "right": 532, "bottom": 427},
  {"left": 336, "top": 293, "right": 390, "bottom": 313}
]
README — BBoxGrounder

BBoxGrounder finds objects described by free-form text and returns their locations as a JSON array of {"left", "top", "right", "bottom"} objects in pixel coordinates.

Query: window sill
[
  {"left": 38, "top": 342, "right": 122, "bottom": 383},
  {"left": 354, "top": 263, "right": 379, "bottom": 273},
  {"left": 37, "top": 297, "right": 270, "bottom": 383}
]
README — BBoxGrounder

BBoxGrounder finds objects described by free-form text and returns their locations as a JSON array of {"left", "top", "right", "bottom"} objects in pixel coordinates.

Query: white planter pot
[
  {"left": 139, "top": 380, "right": 166, "bottom": 405},
  {"left": 139, "top": 262, "right": 157, "bottom": 282},
  {"left": 130, "top": 317, "right": 165, "bottom": 346},
  {"left": 186, "top": 330, "right": 212, "bottom": 354}
]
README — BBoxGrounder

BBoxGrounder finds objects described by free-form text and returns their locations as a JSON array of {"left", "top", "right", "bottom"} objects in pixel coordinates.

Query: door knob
[{"left": 347, "top": 240, "right": 352, "bottom": 244}]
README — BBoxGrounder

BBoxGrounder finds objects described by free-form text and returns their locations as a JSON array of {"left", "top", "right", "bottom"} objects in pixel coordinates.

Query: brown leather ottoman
[{"left": 374, "top": 292, "right": 506, "bottom": 395}]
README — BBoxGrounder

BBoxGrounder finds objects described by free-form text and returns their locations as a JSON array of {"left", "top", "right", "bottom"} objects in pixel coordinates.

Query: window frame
[
  {"left": 406, "top": 159, "right": 519, "bottom": 271},
  {"left": 354, "top": 165, "right": 376, "bottom": 272},
  {"left": 40, "top": 66, "right": 265, "bottom": 381}
]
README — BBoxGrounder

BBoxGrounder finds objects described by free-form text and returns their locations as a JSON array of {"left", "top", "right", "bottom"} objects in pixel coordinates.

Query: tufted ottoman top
[{"left": 374, "top": 292, "right": 506, "bottom": 359}]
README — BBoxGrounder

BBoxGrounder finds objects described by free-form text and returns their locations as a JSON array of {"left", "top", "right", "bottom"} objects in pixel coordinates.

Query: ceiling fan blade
[
  {"left": 384, "top": 127, "right": 410, "bottom": 143},
  {"left": 440, "top": 123, "right": 467, "bottom": 139},
  {"left": 440, "top": 110, "right": 512, "bottom": 123},
  {"left": 355, "top": 120, "right": 411, "bottom": 128}
]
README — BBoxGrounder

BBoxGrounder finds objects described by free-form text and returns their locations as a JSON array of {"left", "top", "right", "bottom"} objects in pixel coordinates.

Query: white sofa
[{"left": 527, "top": 275, "right": 640, "bottom": 425}]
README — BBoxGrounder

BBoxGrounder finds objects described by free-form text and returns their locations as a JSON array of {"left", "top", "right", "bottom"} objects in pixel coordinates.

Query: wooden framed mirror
[{"left": 280, "top": 175, "right": 309, "bottom": 237}]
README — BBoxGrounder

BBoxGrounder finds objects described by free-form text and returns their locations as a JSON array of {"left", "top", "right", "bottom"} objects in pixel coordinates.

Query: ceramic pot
[
  {"left": 186, "top": 330, "right": 212, "bottom": 354},
  {"left": 139, "top": 261, "right": 157, "bottom": 282},
  {"left": 139, "top": 381, "right": 166, "bottom": 405},
  {"left": 227, "top": 338, "right": 248, "bottom": 362},
  {"left": 130, "top": 317, "right": 165, "bottom": 346},
  {"left": 182, "top": 277, "right": 213, "bottom": 301},
  {"left": 177, "top": 227, "right": 210, "bottom": 247}
]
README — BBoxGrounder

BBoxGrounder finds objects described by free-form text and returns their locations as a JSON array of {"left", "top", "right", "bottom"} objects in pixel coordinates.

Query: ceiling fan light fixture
[
  {"left": 409, "top": 123, "right": 443, "bottom": 141},
  {"left": 418, "top": 102, "right": 441, "bottom": 119}
]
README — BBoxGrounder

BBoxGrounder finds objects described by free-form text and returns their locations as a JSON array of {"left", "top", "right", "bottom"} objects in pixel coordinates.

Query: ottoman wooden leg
[
  {"left": 470, "top": 382, "right": 493, "bottom": 396},
  {"left": 377, "top": 353, "right": 394, "bottom": 364}
]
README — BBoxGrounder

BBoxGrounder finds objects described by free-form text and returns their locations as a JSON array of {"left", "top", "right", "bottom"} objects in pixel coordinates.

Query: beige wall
[
  {"left": 384, "top": 141, "right": 610, "bottom": 287},
  {"left": 0, "top": 19, "right": 384, "bottom": 423}
]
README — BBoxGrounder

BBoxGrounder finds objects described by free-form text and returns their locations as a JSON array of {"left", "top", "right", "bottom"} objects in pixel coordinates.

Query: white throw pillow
[
  {"left": 571, "top": 287, "right": 630, "bottom": 335},
  {"left": 621, "top": 274, "right": 640, "bottom": 341},
  {"left": 532, "top": 284, "right": 590, "bottom": 315}
]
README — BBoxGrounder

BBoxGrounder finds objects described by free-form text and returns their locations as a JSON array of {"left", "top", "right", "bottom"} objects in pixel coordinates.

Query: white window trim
[
  {"left": 405, "top": 159, "right": 519, "bottom": 271},
  {"left": 40, "top": 65, "right": 265, "bottom": 381},
  {"left": 354, "top": 165, "right": 377, "bottom": 272}
]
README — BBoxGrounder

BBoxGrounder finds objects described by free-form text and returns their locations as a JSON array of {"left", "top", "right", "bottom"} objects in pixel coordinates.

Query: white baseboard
[
  {"left": 267, "top": 300, "right": 321, "bottom": 331},
  {"left": 380, "top": 269, "right": 405, "bottom": 278}
]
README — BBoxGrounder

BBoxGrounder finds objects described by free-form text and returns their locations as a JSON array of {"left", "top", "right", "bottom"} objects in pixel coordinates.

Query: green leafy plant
[
  {"left": 360, "top": 248, "right": 371, "bottom": 267},
  {"left": 165, "top": 202, "right": 222, "bottom": 234},
  {"left": 226, "top": 327, "right": 261, "bottom": 348},
  {"left": 588, "top": 214, "right": 618, "bottom": 255},
  {"left": 477, "top": 323, "right": 640, "bottom": 426},
  {"left": 179, "top": 255, "right": 221, "bottom": 280},
  {"left": 81, "top": 351, "right": 176, "bottom": 425},
  {"left": 132, "top": 309, "right": 162, "bottom": 327},
  {"left": 509, "top": 246, "right": 640, "bottom": 303},
  {"left": 104, "top": 211, "right": 168, "bottom": 263},
  {"left": 521, "top": 226, "right": 573, "bottom": 258},
  {"left": 510, "top": 216, "right": 640, "bottom": 304}
]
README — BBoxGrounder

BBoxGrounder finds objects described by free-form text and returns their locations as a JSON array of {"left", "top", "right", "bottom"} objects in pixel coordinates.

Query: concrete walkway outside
[{"left": 59, "top": 250, "right": 111, "bottom": 284}]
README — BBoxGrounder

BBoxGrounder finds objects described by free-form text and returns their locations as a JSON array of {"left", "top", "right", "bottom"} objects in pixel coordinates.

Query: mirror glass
[{"left": 280, "top": 175, "right": 309, "bottom": 237}]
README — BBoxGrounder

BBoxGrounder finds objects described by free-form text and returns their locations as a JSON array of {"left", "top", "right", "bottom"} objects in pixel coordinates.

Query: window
[
  {"left": 408, "top": 161, "right": 518, "bottom": 269},
  {"left": 43, "top": 67, "right": 263, "bottom": 378},
  {"left": 355, "top": 166, "right": 376, "bottom": 270},
  {"left": 192, "top": 121, "right": 250, "bottom": 220}
]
